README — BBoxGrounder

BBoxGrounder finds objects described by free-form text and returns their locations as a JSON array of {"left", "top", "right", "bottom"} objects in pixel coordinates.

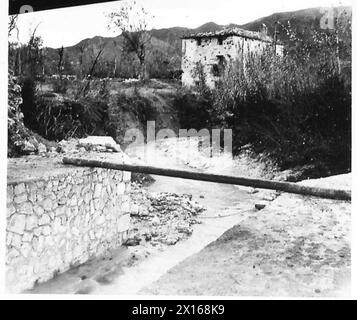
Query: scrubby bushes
[
  {"left": 8, "top": 71, "right": 56, "bottom": 157},
  {"left": 174, "top": 61, "right": 213, "bottom": 130},
  {"left": 33, "top": 95, "right": 109, "bottom": 140},
  {"left": 19, "top": 74, "right": 109, "bottom": 141},
  {"left": 52, "top": 78, "right": 70, "bottom": 94},
  {"left": 22, "top": 92, "right": 108, "bottom": 141},
  {"left": 18, "top": 72, "right": 162, "bottom": 145},
  {"left": 174, "top": 88, "right": 211, "bottom": 130},
  {"left": 8, "top": 71, "right": 31, "bottom": 156},
  {"left": 105, "top": 91, "right": 157, "bottom": 144},
  {"left": 188, "top": 26, "right": 351, "bottom": 175}
]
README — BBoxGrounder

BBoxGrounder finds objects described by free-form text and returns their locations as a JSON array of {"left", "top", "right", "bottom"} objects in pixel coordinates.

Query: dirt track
[
  {"left": 128, "top": 139, "right": 351, "bottom": 297},
  {"left": 140, "top": 175, "right": 351, "bottom": 297}
]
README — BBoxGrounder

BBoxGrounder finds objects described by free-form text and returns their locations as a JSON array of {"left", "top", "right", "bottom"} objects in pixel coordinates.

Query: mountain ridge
[
  {"left": 59, "top": 6, "right": 351, "bottom": 50},
  {"left": 41, "top": 6, "right": 351, "bottom": 77}
]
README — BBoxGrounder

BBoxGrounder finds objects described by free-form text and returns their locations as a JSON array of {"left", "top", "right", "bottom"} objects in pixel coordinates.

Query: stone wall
[
  {"left": 181, "top": 35, "right": 284, "bottom": 89},
  {"left": 6, "top": 164, "right": 132, "bottom": 293}
]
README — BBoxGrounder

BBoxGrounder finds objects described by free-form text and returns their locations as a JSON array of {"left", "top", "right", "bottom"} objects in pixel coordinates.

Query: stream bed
[{"left": 28, "top": 137, "right": 272, "bottom": 294}]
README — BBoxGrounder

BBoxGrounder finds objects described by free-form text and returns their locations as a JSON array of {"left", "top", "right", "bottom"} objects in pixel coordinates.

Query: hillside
[
  {"left": 38, "top": 6, "right": 351, "bottom": 78},
  {"left": 241, "top": 6, "right": 352, "bottom": 42}
]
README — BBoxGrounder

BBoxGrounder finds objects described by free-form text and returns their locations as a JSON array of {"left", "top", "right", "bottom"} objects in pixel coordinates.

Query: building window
[
  {"left": 212, "top": 55, "right": 226, "bottom": 77},
  {"left": 217, "top": 55, "right": 225, "bottom": 65},
  {"left": 212, "top": 64, "right": 220, "bottom": 77}
]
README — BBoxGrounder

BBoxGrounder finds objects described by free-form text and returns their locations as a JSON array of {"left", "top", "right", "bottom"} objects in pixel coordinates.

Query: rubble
[
  {"left": 254, "top": 202, "right": 267, "bottom": 210},
  {"left": 78, "top": 136, "right": 122, "bottom": 153},
  {"left": 10, "top": 133, "right": 126, "bottom": 159},
  {"left": 37, "top": 143, "right": 47, "bottom": 154},
  {"left": 27, "top": 136, "right": 127, "bottom": 160},
  {"left": 126, "top": 183, "right": 206, "bottom": 249}
]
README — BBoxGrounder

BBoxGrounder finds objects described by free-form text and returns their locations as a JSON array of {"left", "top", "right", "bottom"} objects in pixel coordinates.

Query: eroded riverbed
[{"left": 27, "top": 138, "right": 351, "bottom": 296}]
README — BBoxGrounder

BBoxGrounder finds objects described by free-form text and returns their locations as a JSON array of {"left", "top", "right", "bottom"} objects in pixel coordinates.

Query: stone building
[{"left": 181, "top": 27, "right": 284, "bottom": 88}]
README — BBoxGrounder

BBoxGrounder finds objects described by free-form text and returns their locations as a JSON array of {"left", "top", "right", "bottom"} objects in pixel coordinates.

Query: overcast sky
[{"left": 9, "top": 0, "right": 352, "bottom": 48}]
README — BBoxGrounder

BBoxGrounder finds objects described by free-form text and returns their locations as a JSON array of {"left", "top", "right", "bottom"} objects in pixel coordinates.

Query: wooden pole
[{"left": 62, "top": 157, "right": 351, "bottom": 201}]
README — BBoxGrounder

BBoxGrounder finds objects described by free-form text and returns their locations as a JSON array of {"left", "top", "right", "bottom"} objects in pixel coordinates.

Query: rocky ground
[
  {"left": 26, "top": 180, "right": 208, "bottom": 295},
  {"left": 16, "top": 136, "right": 351, "bottom": 296},
  {"left": 139, "top": 174, "right": 351, "bottom": 297},
  {"left": 126, "top": 184, "right": 205, "bottom": 248},
  {"left": 18, "top": 136, "right": 208, "bottom": 294}
]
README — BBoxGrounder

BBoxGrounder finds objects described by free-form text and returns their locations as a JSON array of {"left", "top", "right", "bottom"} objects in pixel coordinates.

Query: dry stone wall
[{"left": 6, "top": 165, "right": 131, "bottom": 293}]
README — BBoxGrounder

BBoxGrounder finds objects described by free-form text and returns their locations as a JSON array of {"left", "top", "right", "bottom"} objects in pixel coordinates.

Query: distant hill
[
  {"left": 41, "top": 6, "right": 351, "bottom": 78},
  {"left": 241, "top": 6, "right": 352, "bottom": 42}
]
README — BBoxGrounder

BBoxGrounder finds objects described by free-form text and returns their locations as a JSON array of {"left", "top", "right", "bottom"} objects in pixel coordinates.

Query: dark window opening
[
  {"left": 217, "top": 55, "right": 225, "bottom": 65},
  {"left": 212, "top": 55, "right": 226, "bottom": 77},
  {"left": 212, "top": 64, "right": 220, "bottom": 77}
]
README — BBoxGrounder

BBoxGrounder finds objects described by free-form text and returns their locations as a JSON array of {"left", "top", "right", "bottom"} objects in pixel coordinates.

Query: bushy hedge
[{"left": 184, "top": 27, "right": 351, "bottom": 175}]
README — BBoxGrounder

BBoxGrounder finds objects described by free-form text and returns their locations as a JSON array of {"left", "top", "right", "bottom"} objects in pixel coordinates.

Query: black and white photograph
[{"left": 3, "top": 0, "right": 354, "bottom": 299}]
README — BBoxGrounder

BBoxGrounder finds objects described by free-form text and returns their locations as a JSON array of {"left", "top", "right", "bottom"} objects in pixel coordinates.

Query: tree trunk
[
  {"left": 113, "top": 57, "right": 117, "bottom": 78},
  {"left": 139, "top": 60, "right": 148, "bottom": 80}
]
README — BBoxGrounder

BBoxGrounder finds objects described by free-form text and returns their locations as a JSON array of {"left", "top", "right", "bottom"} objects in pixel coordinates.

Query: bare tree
[
  {"left": 77, "top": 42, "right": 87, "bottom": 78},
  {"left": 8, "top": 15, "right": 19, "bottom": 72},
  {"left": 108, "top": 0, "right": 153, "bottom": 80},
  {"left": 113, "top": 57, "right": 117, "bottom": 78},
  {"left": 112, "top": 40, "right": 118, "bottom": 78},
  {"left": 57, "top": 46, "right": 64, "bottom": 79},
  {"left": 87, "top": 46, "right": 105, "bottom": 78},
  {"left": 76, "top": 44, "right": 106, "bottom": 98},
  {"left": 25, "top": 25, "right": 44, "bottom": 78},
  {"left": 8, "top": 15, "right": 18, "bottom": 37}
]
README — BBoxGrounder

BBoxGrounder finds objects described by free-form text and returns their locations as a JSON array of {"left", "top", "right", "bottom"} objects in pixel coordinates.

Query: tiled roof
[{"left": 181, "top": 27, "right": 276, "bottom": 43}]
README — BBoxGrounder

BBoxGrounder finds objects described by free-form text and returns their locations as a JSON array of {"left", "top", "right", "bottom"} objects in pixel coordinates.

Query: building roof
[{"left": 181, "top": 27, "right": 278, "bottom": 44}]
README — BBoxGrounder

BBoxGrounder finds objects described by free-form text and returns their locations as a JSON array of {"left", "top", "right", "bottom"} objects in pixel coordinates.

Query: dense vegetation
[
  {"left": 8, "top": 7, "right": 351, "bottom": 81},
  {"left": 177, "top": 22, "right": 351, "bottom": 176},
  {"left": 8, "top": 7, "right": 351, "bottom": 178}
]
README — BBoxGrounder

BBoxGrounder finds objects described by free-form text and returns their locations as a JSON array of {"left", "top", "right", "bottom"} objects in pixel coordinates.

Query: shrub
[
  {"left": 31, "top": 95, "right": 109, "bottom": 141},
  {"left": 17, "top": 71, "right": 111, "bottom": 141},
  {"left": 105, "top": 92, "right": 156, "bottom": 143},
  {"left": 52, "top": 78, "right": 69, "bottom": 94},
  {"left": 174, "top": 88, "right": 211, "bottom": 130},
  {"left": 206, "top": 26, "right": 351, "bottom": 175},
  {"left": 19, "top": 76, "right": 38, "bottom": 129},
  {"left": 8, "top": 71, "right": 56, "bottom": 156}
]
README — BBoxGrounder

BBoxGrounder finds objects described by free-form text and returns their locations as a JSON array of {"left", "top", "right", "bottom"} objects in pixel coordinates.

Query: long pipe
[{"left": 62, "top": 157, "right": 351, "bottom": 201}]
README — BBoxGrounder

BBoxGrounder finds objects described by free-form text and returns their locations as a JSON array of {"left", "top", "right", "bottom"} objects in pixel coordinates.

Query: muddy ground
[
  {"left": 140, "top": 174, "right": 351, "bottom": 297},
  {"left": 25, "top": 137, "right": 351, "bottom": 297}
]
